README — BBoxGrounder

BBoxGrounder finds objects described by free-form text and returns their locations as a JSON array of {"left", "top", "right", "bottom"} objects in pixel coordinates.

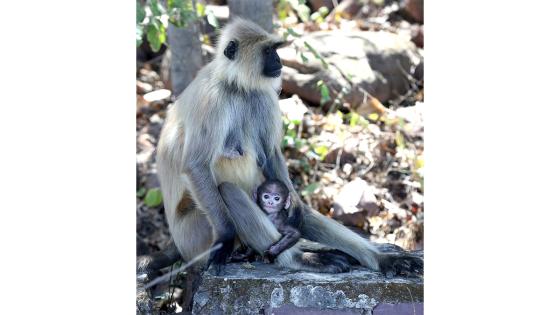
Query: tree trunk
[
  {"left": 228, "top": 0, "right": 273, "bottom": 32},
  {"left": 167, "top": 23, "right": 203, "bottom": 96}
]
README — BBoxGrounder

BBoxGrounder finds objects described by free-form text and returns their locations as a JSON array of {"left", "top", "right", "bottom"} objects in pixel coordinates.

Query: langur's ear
[
  {"left": 224, "top": 40, "right": 238, "bottom": 60},
  {"left": 284, "top": 194, "right": 291, "bottom": 209}
]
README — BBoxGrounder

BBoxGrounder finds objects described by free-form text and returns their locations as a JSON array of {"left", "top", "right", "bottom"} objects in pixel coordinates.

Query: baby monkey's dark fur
[{"left": 255, "top": 180, "right": 301, "bottom": 262}]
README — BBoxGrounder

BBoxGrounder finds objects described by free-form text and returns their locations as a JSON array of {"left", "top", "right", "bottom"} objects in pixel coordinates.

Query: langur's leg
[
  {"left": 300, "top": 207, "right": 423, "bottom": 276},
  {"left": 181, "top": 265, "right": 205, "bottom": 312},
  {"left": 218, "top": 182, "right": 350, "bottom": 273}
]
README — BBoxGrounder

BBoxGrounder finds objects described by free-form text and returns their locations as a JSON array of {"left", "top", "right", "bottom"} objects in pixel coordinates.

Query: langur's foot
[
  {"left": 377, "top": 251, "right": 423, "bottom": 278},
  {"left": 229, "top": 246, "right": 256, "bottom": 262},
  {"left": 298, "top": 251, "right": 351, "bottom": 273},
  {"left": 206, "top": 237, "right": 235, "bottom": 276}
]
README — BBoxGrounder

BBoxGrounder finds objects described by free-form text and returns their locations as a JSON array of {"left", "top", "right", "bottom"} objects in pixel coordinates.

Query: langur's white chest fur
[{"left": 214, "top": 148, "right": 263, "bottom": 193}]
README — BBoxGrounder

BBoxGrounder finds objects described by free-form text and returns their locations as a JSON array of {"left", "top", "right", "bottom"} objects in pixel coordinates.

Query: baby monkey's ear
[
  {"left": 252, "top": 189, "right": 258, "bottom": 202},
  {"left": 284, "top": 194, "right": 291, "bottom": 209}
]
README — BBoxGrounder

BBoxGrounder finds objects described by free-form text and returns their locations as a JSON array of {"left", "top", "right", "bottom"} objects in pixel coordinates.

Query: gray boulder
[{"left": 279, "top": 30, "right": 422, "bottom": 107}]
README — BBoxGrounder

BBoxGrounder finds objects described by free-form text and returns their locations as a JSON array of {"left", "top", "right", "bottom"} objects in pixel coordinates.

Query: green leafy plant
[
  {"left": 277, "top": 0, "right": 311, "bottom": 22},
  {"left": 316, "top": 80, "right": 331, "bottom": 105},
  {"left": 312, "top": 145, "right": 329, "bottom": 161},
  {"left": 301, "top": 182, "right": 320, "bottom": 197},
  {"left": 136, "top": 0, "right": 218, "bottom": 52},
  {"left": 346, "top": 112, "right": 370, "bottom": 128},
  {"left": 136, "top": 187, "right": 147, "bottom": 198},
  {"left": 310, "top": 6, "right": 329, "bottom": 23},
  {"left": 282, "top": 118, "right": 306, "bottom": 149},
  {"left": 144, "top": 188, "right": 163, "bottom": 207},
  {"left": 304, "top": 41, "right": 329, "bottom": 69}
]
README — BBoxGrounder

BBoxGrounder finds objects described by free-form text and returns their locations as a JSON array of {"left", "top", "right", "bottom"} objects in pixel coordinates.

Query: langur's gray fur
[{"left": 155, "top": 18, "right": 422, "bottom": 274}]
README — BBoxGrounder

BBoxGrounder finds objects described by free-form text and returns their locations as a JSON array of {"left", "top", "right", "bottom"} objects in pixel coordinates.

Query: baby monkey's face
[{"left": 260, "top": 192, "right": 285, "bottom": 213}]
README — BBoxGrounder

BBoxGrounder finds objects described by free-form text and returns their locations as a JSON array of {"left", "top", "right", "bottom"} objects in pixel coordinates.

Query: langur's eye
[
  {"left": 264, "top": 47, "right": 271, "bottom": 55},
  {"left": 263, "top": 194, "right": 269, "bottom": 199}
]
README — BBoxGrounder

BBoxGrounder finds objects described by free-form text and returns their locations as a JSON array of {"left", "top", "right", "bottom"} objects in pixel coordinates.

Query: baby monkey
[{"left": 256, "top": 179, "right": 301, "bottom": 262}]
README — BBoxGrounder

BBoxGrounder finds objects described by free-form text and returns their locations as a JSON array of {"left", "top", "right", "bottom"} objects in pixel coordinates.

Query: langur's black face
[
  {"left": 223, "top": 40, "right": 283, "bottom": 78},
  {"left": 262, "top": 43, "right": 283, "bottom": 78}
]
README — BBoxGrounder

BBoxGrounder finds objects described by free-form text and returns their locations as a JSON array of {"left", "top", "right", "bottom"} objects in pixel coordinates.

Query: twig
[
  {"left": 387, "top": 60, "right": 421, "bottom": 108},
  {"left": 144, "top": 243, "right": 222, "bottom": 289},
  {"left": 396, "top": 59, "right": 419, "bottom": 86},
  {"left": 358, "top": 86, "right": 396, "bottom": 116},
  {"left": 405, "top": 286, "right": 416, "bottom": 315},
  {"left": 167, "top": 261, "right": 175, "bottom": 304},
  {"left": 311, "top": 157, "right": 320, "bottom": 183},
  {"left": 358, "top": 141, "right": 378, "bottom": 176},
  {"left": 334, "top": 146, "right": 343, "bottom": 172}
]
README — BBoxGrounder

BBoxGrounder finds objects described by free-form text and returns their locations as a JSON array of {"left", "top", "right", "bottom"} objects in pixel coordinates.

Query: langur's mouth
[
  {"left": 266, "top": 68, "right": 282, "bottom": 78},
  {"left": 269, "top": 69, "right": 282, "bottom": 77}
]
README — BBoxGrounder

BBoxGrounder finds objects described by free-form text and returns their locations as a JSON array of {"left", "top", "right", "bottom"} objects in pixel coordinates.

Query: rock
[
  {"left": 410, "top": 24, "right": 423, "bottom": 48},
  {"left": 333, "top": 179, "right": 368, "bottom": 214},
  {"left": 326, "top": 0, "right": 362, "bottom": 21},
  {"left": 136, "top": 276, "right": 155, "bottom": 314},
  {"left": 413, "top": 60, "right": 423, "bottom": 82},
  {"left": 136, "top": 80, "right": 153, "bottom": 94},
  {"left": 399, "top": 0, "right": 423, "bottom": 24},
  {"left": 359, "top": 185, "right": 381, "bottom": 215},
  {"left": 332, "top": 179, "right": 368, "bottom": 227},
  {"left": 324, "top": 148, "right": 357, "bottom": 166},
  {"left": 205, "top": 4, "right": 230, "bottom": 23},
  {"left": 394, "top": 101, "right": 423, "bottom": 134},
  {"left": 144, "top": 171, "right": 160, "bottom": 189},
  {"left": 143, "top": 89, "right": 171, "bottom": 103},
  {"left": 192, "top": 262, "right": 423, "bottom": 314},
  {"left": 136, "top": 132, "right": 156, "bottom": 165},
  {"left": 309, "top": 0, "right": 335, "bottom": 11},
  {"left": 279, "top": 95, "right": 310, "bottom": 122},
  {"left": 279, "top": 30, "right": 422, "bottom": 106}
]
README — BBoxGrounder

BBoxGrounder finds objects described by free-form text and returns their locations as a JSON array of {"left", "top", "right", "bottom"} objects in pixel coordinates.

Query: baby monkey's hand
[{"left": 263, "top": 249, "right": 277, "bottom": 264}]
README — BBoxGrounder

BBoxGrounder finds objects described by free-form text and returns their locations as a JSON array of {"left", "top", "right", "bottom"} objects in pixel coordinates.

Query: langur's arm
[
  {"left": 182, "top": 143, "right": 236, "bottom": 267},
  {"left": 183, "top": 162, "right": 233, "bottom": 238}
]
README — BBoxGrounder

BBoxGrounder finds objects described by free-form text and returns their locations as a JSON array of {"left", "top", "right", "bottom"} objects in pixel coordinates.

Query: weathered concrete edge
[{"left": 193, "top": 263, "right": 423, "bottom": 314}]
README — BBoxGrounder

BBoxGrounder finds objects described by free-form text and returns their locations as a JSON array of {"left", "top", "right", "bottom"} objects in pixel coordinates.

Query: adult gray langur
[{"left": 140, "top": 18, "right": 422, "bottom": 275}]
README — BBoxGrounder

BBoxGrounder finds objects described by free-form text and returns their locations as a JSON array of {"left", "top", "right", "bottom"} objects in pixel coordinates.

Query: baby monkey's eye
[
  {"left": 263, "top": 194, "right": 269, "bottom": 199},
  {"left": 274, "top": 197, "right": 280, "bottom": 201}
]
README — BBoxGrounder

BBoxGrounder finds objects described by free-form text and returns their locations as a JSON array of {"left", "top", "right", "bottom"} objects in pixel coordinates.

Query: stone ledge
[{"left": 193, "top": 262, "right": 423, "bottom": 315}]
